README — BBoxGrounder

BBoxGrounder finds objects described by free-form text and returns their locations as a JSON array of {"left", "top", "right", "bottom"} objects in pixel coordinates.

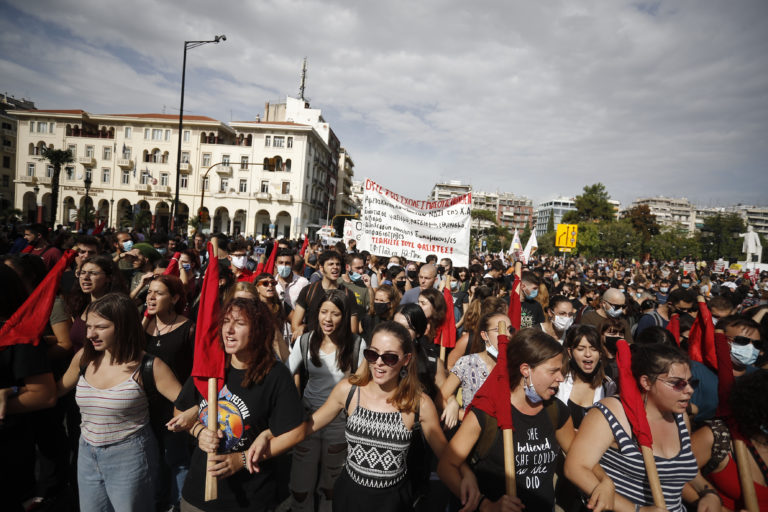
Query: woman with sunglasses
[
  {"left": 565, "top": 343, "right": 720, "bottom": 512},
  {"left": 439, "top": 312, "right": 510, "bottom": 429},
  {"left": 144, "top": 275, "right": 195, "bottom": 511},
  {"left": 286, "top": 289, "right": 365, "bottom": 512},
  {"left": 247, "top": 321, "right": 479, "bottom": 512}
]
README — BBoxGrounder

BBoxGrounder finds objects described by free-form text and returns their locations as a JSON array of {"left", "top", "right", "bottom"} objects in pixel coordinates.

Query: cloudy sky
[{"left": 1, "top": 0, "right": 766, "bottom": 208}]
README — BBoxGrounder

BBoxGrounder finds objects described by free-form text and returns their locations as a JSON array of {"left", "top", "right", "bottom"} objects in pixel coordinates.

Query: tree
[
  {"left": 562, "top": 183, "right": 615, "bottom": 224},
  {"left": 623, "top": 204, "right": 660, "bottom": 253},
  {"left": 700, "top": 213, "right": 746, "bottom": 261},
  {"left": 599, "top": 220, "right": 642, "bottom": 259},
  {"left": 574, "top": 222, "right": 601, "bottom": 258},
  {"left": 41, "top": 148, "right": 74, "bottom": 228},
  {"left": 521, "top": 223, "right": 532, "bottom": 243},
  {"left": 471, "top": 209, "right": 497, "bottom": 224},
  {"left": 649, "top": 227, "right": 702, "bottom": 261},
  {"left": 546, "top": 211, "right": 555, "bottom": 233}
]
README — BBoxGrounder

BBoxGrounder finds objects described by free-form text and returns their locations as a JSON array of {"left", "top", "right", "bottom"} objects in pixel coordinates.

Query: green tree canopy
[
  {"left": 562, "top": 183, "right": 615, "bottom": 224},
  {"left": 41, "top": 147, "right": 74, "bottom": 227},
  {"left": 623, "top": 204, "right": 660, "bottom": 253},
  {"left": 700, "top": 213, "right": 747, "bottom": 261}
]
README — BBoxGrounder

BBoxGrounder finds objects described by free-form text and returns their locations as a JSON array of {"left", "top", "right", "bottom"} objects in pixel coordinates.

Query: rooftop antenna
[{"left": 299, "top": 57, "right": 307, "bottom": 102}]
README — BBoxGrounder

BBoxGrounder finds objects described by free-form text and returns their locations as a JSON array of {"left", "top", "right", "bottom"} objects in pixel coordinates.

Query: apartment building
[
  {"left": 631, "top": 196, "right": 695, "bottom": 234},
  {"left": 534, "top": 196, "right": 576, "bottom": 237},
  {"left": 1, "top": 93, "right": 35, "bottom": 212}
]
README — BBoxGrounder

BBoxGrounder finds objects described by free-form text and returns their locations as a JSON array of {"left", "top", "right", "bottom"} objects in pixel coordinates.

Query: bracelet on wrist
[
  {"left": 194, "top": 424, "right": 203, "bottom": 438},
  {"left": 241, "top": 452, "right": 247, "bottom": 468},
  {"left": 698, "top": 488, "right": 721, "bottom": 503}
]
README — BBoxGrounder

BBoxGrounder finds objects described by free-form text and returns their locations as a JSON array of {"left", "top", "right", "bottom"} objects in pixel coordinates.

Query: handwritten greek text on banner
[{"left": 359, "top": 179, "right": 472, "bottom": 266}]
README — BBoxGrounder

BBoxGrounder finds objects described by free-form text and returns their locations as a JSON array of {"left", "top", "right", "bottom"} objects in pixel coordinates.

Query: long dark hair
[
  {"left": 81, "top": 293, "right": 145, "bottom": 368},
  {"left": 629, "top": 342, "right": 688, "bottom": 390},
  {"left": 220, "top": 298, "right": 276, "bottom": 386},
  {"left": 309, "top": 289, "right": 354, "bottom": 372},
  {"left": 66, "top": 255, "right": 128, "bottom": 317},
  {"left": 562, "top": 324, "right": 605, "bottom": 388},
  {"left": 506, "top": 328, "right": 564, "bottom": 391}
]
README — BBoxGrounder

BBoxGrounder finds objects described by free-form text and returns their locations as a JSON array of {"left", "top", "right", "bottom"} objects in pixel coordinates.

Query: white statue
[{"left": 739, "top": 225, "right": 762, "bottom": 265}]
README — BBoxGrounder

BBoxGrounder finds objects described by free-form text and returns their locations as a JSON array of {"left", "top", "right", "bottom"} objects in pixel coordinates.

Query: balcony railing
[
  {"left": 38, "top": 176, "right": 52, "bottom": 185},
  {"left": 254, "top": 192, "right": 271, "bottom": 200},
  {"left": 276, "top": 193, "right": 293, "bottom": 202},
  {"left": 154, "top": 185, "right": 171, "bottom": 195},
  {"left": 135, "top": 183, "right": 151, "bottom": 192},
  {"left": 216, "top": 165, "right": 233, "bottom": 176},
  {"left": 179, "top": 162, "right": 192, "bottom": 173},
  {"left": 78, "top": 156, "right": 96, "bottom": 166},
  {"left": 117, "top": 158, "right": 133, "bottom": 168}
]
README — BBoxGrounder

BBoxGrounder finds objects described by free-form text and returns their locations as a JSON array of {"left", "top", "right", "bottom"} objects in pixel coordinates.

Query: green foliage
[
  {"left": 471, "top": 209, "right": 497, "bottom": 223},
  {"left": 699, "top": 213, "right": 747, "bottom": 261},
  {"left": 546, "top": 211, "right": 555, "bottom": 233},
  {"left": 521, "top": 224, "right": 531, "bottom": 243},
  {"left": 133, "top": 210, "right": 152, "bottom": 234},
  {"left": 41, "top": 148, "right": 74, "bottom": 228},
  {"left": 562, "top": 183, "right": 614, "bottom": 224},
  {"left": 648, "top": 227, "right": 702, "bottom": 261},
  {"left": 537, "top": 231, "right": 556, "bottom": 256},
  {"left": 574, "top": 223, "right": 601, "bottom": 258}
]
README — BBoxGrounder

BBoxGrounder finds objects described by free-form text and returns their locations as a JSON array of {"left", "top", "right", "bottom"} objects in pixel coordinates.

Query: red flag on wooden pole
[
  {"left": 299, "top": 236, "right": 309, "bottom": 257},
  {"left": 0, "top": 249, "right": 77, "bottom": 348},
  {"left": 666, "top": 314, "right": 680, "bottom": 346},
  {"left": 436, "top": 286, "right": 456, "bottom": 361}
]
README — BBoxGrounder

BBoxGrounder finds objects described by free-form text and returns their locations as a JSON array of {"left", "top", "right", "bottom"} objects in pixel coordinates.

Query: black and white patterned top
[{"left": 345, "top": 404, "right": 412, "bottom": 489}]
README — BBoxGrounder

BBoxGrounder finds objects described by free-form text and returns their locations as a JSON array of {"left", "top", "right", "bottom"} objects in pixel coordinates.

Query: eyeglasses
[
  {"left": 257, "top": 280, "right": 277, "bottom": 287},
  {"left": 730, "top": 335, "right": 760, "bottom": 347},
  {"left": 362, "top": 349, "right": 401, "bottom": 367},
  {"left": 603, "top": 300, "right": 625, "bottom": 309},
  {"left": 674, "top": 306, "right": 697, "bottom": 313},
  {"left": 486, "top": 326, "right": 515, "bottom": 335},
  {"left": 657, "top": 377, "right": 699, "bottom": 391},
  {"left": 76, "top": 271, "right": 105, "bottom": 278}
]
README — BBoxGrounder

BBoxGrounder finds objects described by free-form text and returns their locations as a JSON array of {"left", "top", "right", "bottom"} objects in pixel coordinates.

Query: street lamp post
[
  {"left": 84, "top": 174, "right": 92, "bottom": 231},
  {"left": 171, "top": 34, "right": 226, "bottom": 232},
  {"left": 33, "top": 184, "right": 41, "bottom": 223}
]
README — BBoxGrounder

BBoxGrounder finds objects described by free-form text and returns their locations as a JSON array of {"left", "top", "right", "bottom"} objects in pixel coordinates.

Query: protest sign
[
  {"left": 359, "top": 179, "right": 472, "bottom": 266},
  {"left": 343, "top": 219, "right": 363, "bottom": 246}
]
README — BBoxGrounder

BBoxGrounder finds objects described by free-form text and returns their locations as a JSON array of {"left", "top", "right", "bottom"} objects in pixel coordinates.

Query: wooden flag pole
[
  {"left": 734, "top": 439, "right": 759, "bottom": 512},
  {"left": 640, "top": 446, "right": 666, "bottom": 508},
  {"left": 205, "top": 236, "right": 220, "bottom": 502},
  {"left": 499, "top": 320, "right": 516, "bottom": 497},
  {"left": 439, "top": 274, "right": 452, "bottom": 362}
]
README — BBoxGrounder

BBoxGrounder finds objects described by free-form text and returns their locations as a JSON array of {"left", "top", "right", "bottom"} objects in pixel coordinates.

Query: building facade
[
  {"left": 727, "top": 205, "right": 768, "bottom": 238},
  {"left": 534, "top": 196, "right": 576, "bottom": 237},
  {"left": 1, "top": 94, "right": 35, "bottom": 213},
  {"left": 11, "top": 96, "right": 349, "bottom": 237},
  {"left": 631, "top": 196, "right": 695, "bottom": 234}
]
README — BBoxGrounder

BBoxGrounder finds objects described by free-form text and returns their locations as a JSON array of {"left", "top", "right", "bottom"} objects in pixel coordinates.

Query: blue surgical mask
[
  {"left": 681, "top": 283, "right": 690, "bottom": 289},
  {"left": 156, "top": 247, "right": 167, "bottom": 256},
  {"left": 525, "top": 288, "right": 538, "bottom": 300},
  {"left": 181, "top": 263, "right": 191, "bottom": 271},
  {"left": 122, "top": 240, "right": 134, "bottom": 252},
  {"left": 731, "top": 342, "right": 759, "bottom": 366},
  {"left": 486, "top": 342, "right": 498, "bottom": 359},
  {"left": 349, "top": 271, "right": 363, "bottom": 282},
  {"left": 660, "top": 287, "right": 669, "bottom": 293},
  {"left": 604, "top": 304, "right": 624, "bottom": 318},
  {"left": 523, "top": 375, "right": 543, "bottom": 404},
  {"left": 450, "top": 280, "right": 458, "bottom": 290},
  {"left": 277, "top": 265, "right": 292, "bottom": 278}
]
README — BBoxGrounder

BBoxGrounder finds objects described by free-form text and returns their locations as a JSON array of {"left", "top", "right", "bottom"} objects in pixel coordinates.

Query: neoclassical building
[{"left": 11, "top": 96, "right": 354, "bottom": 237}]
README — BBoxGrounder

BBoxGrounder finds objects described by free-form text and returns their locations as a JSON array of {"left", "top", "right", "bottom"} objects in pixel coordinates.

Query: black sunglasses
[
  {"left": 731, "top": 335, "right": 761, "bottom": 348},
  {"left": 363, "top": 349, "right": 401, "bottom": 367},
  {"left": 657, "top": 377, "right": 699, "bottom": 392}
]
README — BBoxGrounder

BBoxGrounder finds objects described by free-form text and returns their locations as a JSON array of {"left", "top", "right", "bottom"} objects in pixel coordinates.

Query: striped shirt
[
  {"left": 595, "top": 402, "right": 698, "bottom": 511},
  {"left": 76, "top": 371, "right": 149, "bottom": 446}
]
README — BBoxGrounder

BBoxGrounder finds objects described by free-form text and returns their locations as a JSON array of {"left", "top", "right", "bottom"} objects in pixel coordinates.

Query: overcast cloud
[{"left": 1, "top": 0, "right": 766, "bottom": 207}]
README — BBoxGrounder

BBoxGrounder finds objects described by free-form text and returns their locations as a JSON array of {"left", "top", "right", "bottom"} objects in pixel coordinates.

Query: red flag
[
  {"left": 191, "top": 243, "right": 224, "bottom": 398},
  {"left": 688, "top": 302, "right": 717, "bottom": 370},
  {"left": 467, "top": 331, "right": 513, "bottom": 429},
  {"left": 434, "top": 287, "right": 456, "bottom": 348},
  {"left": 507, "top": 275, "right": 521, "bottom": 331},
  {"left": 616, "top": 339, "right": 653, "bottom": 448},
  {"left": 163, "top": 251, "right": 181, "bottom": 277},
  {"left": 254, "top": 241, "right": 279, "bottom": 276},
  {"left": 299, "top": 236, "right": 309, "bottom": 257},
  {"left": 92, "top": 220, "right": 106, "bottom": 235},
  {"left": 666, "top": 314, "right": 680, "bottom": 346},
  {"left": 0, "top": 250, "right": 77, "bottom": 348}
]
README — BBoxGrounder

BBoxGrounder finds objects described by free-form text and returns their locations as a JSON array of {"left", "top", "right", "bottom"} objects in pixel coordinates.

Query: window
[
  {"left": 140, "top": 170, "right": 150, "bottom": 185},
  {"left": 240, "top": 156, "right": 248, "bottom": 169},
  {"left": 260, "top": 180, "right": 269, "bottom": 193},
  {"left": 160, "top": 172, "right": 168, "bottom": 186},
  {"left": 30, "top": 122, "right": 35, "bottom": 133},
  {"left": 183, "top": 130, "right": 190, "bottom": 142},
  {"left": 180, "top": 174, "right": 188, "bottom": 189},
  {"left": 66, "top": 166, "right": 75, "bottom": 180},
  {"left": 27, "top": 163, "right": 35, "bottom": 177},
  {"left": 2, "top": 156, "right": 9, "bottom": 168},
  {"left": 287, "top": 136, "right": 293, "bottom": 148},
  {"left": 219, "top": 178, "right": 228, "bottom": 192},
  {"left": 1, "top": 122, "right": 11, "bottom": 130},
  {"left": 85, "top": 145, "right": 94, "bottom": 158},
  {"left": 202, "top": 153, "right": 211, "bottom": 167},
  {"left": 264, "top": 135, "right": 271, "bottom": 147},
  {"left": 122, "top": 146, "right": 131, "bottom": 159},
  {"left": 202, "top": 177, "right": 209, "bottom": 191},
  {"left": 152, "top": 129, "right": 163, "bottom": 141},
  {"left": 181, "top": 151, "right": 190, "bottom": 163},
  {"left": 124, "top": 126, "right": 132, "bottom": 138},
  {"left": 68, "top": 144, "right": 77, "bottom": 157},
  {"left": 37, "top": 122, "right": 47, "bottom": 134},
  {"left": 102, "top": 168, "right": 110, "bottom": 183},
  {"left": 144, "top": 128, "right": 150, "bottom": 140},
  {"left": 222, "top": 155, "right": 230, "bottom": 166},
  {"left": 103, "top": 146, "right": 112, "bottom": 160},
  {"left": 49, "top": 122, "right": 55, "bottom": 134},
  {"left": 121, "top": 169, "right": 130, "bottom": 184},
  {"left": 46, "top": 165, "right": 54, "bottom": 178},
  {"left": 281, "top": 182, "right": 290, "bottom": 194},
  {"left": 164, "top": 129, "right": 171, "bottom": 141},
  {"left": 2, "top": 175, "right": 8, "bottom": 187},
  {"left": 273, "top": 136, "right": 284, "bottom": 148},
  {"left": 239, "top": 179, "right": 247, "bottom": 193},
  {"left": 85, "top": 168, "right": 92, "bottom": 181}
]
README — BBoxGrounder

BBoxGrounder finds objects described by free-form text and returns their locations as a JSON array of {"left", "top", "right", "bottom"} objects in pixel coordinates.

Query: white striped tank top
[
  {"left": 76, "top": 369, "right": 149, "bottom": 446},
  {"left": 595, "top": 402, "right": 698, "bottom": 511}
]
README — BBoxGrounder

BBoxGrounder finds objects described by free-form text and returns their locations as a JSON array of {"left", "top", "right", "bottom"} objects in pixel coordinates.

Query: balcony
[
  {"left": 154, "top": 185, "right": 171, "bottom": 195},
  {"left": 17, "top": 175, "right": 36, "bottom": 184},
  {"left": 179, "top": 162, "right": 192, "bottom": 173},
  {"left": 117, "top": 158, "right": 133, "bottom": 168},
  {"left": 2, "top": 128, "right": 16, "bottom": 137},
  {"left": 38, "top": 176, "right": 51, "bottom": 185},
  {"left": 78, "top": 156, "right": 96, "bottom": 167},
  {"left": 3, "top": 144, "right": 16, "bottom": 154},
  {"left": 216, "top": 165, "right": 233, "bottom": 176},
  {"left": 135, "top": 183, "right": 151, "bottom": 193},
  {"left": 276, "top": 193, "right": 293, "bottom": 202},
  {"left": 254, "top": 192, "right": 271, "bottom": 200}
]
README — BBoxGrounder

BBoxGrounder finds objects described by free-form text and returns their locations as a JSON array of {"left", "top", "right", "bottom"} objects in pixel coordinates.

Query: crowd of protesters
[{"left": 1, "top": 223, "right": 767, "bottom": 512}]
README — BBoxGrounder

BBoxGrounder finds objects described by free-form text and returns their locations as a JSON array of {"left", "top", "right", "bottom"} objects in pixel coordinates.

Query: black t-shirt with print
[
  {"left": 520, "top": 299, "right": 545, "bottom": 329},
  {"left": 472, "top": 399, "right": 568, "bottom": 509},
  {"left": 176, "top": 363, "right": 303, "bottom": 511}
]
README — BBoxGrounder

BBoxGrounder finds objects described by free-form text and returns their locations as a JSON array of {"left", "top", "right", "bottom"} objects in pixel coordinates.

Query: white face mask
[
  {"left": 230, "top": 255, "right": 246, "bottom": 269},
  {"left": 486, "top": 342, "right": 498, "bottom": 359},
  {"left": 553, "top": 315, "right": 573, "bottom": 332}
]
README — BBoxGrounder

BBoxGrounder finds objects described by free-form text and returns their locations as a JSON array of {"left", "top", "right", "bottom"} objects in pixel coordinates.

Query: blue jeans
[{"left": 77, "top": 427, "right": 158, "bottom": 512}]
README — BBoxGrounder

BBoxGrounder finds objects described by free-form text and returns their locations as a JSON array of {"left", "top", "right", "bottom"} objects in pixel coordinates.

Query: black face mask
[
  {"left": 373, "top": 302, "right": 390, "bottom": 317},
  {"left": 604, "top": 335, "right": 622, "bottom": 355},
  {"left": 395, "top": 281, "right": 406, "bottom": 292},
  {"left": 406, "top": 270, "right": 418, "bottom": 280}
]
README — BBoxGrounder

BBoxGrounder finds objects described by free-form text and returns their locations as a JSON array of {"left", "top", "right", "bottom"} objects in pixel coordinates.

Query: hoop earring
[{"left": 399, "top": 366, "right": 408, "bottom": 378}]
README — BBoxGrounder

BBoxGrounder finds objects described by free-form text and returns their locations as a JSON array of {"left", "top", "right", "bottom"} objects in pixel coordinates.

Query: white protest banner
[
  {"left": 683, "top": 262, "right": 695, "bottom": 275},
  {"left": 343, "top": 219, "right": 363, "bottom": 246},
  {"left": 359, "top": 178, "right": 472, "bottom": 266}
]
